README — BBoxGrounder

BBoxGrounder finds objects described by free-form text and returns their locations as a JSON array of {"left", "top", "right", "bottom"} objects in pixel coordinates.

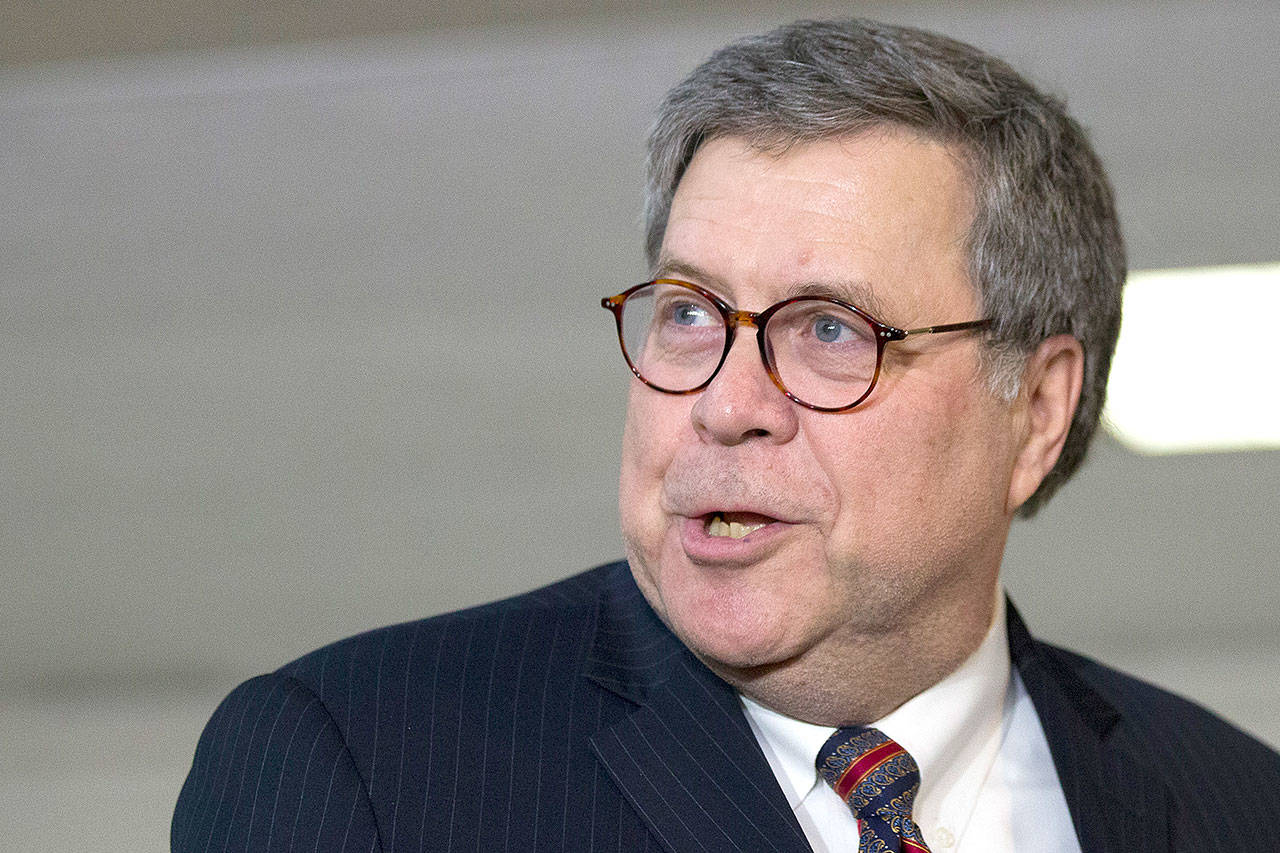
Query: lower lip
[{"left": 679, "top": 516, "right": 790, "bottom": 564}]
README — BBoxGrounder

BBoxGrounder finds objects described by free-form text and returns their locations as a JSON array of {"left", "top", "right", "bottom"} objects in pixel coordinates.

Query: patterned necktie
[{"left": 815, "top": 726, "right": 932, "bottom": 852}]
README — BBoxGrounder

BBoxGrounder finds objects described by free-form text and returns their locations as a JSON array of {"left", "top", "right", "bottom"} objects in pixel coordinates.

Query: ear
[{"left": 1007, "top": 335, "right": 1084, "bottom": 513}]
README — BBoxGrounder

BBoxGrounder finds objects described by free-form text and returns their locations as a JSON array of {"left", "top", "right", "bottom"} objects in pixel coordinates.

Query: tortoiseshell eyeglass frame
[{"left": 600, "top": 278, "right": 993, "bottom": 413}]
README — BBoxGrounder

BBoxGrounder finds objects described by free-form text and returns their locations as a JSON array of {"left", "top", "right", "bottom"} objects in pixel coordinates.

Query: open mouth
[{"left": 704, "top": 512, "right": 774, "bottom": 539}]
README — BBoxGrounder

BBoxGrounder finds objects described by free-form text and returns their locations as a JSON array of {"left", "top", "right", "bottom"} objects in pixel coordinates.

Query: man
[{"left": 173, "top": 19, "right": 1280, "bottom": 852}]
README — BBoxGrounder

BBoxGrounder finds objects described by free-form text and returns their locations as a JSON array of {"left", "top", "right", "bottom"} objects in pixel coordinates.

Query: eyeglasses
[{"left": 601, "top": 279, "right": 992, "bottom": 412}]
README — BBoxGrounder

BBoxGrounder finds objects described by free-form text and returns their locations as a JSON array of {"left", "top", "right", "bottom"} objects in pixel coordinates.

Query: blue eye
[
  {"left": 812, "top": 315, "right": 852, "bottom": 343},
  {"left": 672, "top": 302, "right": 715, "bottom": 326}
]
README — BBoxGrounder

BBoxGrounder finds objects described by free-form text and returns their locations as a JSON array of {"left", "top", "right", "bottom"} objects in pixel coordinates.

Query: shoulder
[
  {"left": 278, "top": 560, "right": 626, "bottom": 702},
  {"left": 171, "top": 670, "right": 381, "bottom": 850},
  {"left": 1032, "top": 639, "right": 1280, "bottom": 800},
  {"left": 1010, "top": 603, "right": 1280, "bottom": 780},
  {"left": 174, "top": 562, "right": 635, "bottom": 850},
  {"left": 1055, "top": 642, "right": 1276, "bottom": 752},
  {"left": 266, "top": 561, "right": 631, "bottom": 787}
]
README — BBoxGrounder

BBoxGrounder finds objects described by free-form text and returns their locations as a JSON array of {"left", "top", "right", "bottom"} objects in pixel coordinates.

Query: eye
[
  {"left": 669, "top": 301, "right": 716, "bottom": 326},
  {"left": 811, "top": 314, "right": 855, "bottom": 343}
]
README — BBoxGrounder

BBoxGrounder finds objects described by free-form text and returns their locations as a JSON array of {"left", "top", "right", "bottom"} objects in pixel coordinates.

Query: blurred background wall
[{"left": 2, "top": 1, "right": 1277, "bottom": 849}]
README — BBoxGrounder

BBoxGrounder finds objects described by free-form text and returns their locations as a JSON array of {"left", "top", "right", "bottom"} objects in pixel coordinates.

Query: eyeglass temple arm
[{"left": 899, "top": 318, "right": 993, "bottom": 337}]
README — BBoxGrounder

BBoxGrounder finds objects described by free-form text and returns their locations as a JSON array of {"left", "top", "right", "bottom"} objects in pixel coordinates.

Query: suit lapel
[
  {"left": 584, "top": 572, "right": 1178, "bottom": 853},
  {"left": 585, "top": 564, "right": 812, "bottom": 853},
  {"left": 1008, "top": 602, "right": 1172, "bottom": 853}
]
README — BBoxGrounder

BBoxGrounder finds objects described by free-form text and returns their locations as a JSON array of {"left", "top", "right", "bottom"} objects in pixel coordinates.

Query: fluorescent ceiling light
[{"left": 1103, "top": 262, "right": 1280, "bottom": 454}]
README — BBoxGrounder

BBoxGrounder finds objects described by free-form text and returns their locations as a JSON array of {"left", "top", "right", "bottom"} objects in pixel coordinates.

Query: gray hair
[{"left": 644, "top": 18, "right": 1125, "bottom": 516}]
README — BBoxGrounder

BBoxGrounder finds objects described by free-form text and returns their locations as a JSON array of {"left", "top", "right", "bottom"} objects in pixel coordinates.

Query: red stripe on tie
[
  {"left": 834, "top": 740, "right": 902, "bottom": 799},
  {"left": 902, "top": 839, "right": 930, "bottom": 852}
]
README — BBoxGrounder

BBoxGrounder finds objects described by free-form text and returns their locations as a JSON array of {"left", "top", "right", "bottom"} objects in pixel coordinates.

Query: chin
[
  {"left": 626, "top": 540, "right": 820, "bottom": 673},
  {"left": 664, "top": 592, "right": 809, "bottom": 675},
  {"left": 683, "top": 641, "right": 794, "bottom": 685}
]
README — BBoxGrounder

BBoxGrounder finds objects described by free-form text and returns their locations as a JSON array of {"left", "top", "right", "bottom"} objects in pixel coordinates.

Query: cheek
[
  {"left": 809, "top": 417, "right": 903, "bottom": 547},
  {"left": 621, "top": 388, "right": 665, "bottom": 481},
  {"left": 619, "top": 388, "right": 682, "bottom": 542},
  {"left": 811, "top": 393, "right": 993, "bottom": 561},
  {"left": 863, "top": 391, "right": 1012, "bottom": 549}
]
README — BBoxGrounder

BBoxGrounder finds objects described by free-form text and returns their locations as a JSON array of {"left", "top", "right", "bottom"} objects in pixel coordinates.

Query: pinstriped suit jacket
[{"left": 173, "top": 561, "right": 1280, "bottom": 851}]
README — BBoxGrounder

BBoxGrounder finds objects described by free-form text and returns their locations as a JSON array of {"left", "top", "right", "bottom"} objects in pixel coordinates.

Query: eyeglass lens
[{"left": 618, "top": 281, "right": 880, "bottom": 410}]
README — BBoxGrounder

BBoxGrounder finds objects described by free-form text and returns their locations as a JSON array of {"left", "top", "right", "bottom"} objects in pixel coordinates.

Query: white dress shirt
[{"left": 741, "top": 596, "right": 1081, "bottom": 852}]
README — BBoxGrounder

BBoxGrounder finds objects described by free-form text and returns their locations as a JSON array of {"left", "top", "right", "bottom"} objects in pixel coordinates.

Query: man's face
[{"left": 619, "top": 131, "right": 1024, "bottom": 679}]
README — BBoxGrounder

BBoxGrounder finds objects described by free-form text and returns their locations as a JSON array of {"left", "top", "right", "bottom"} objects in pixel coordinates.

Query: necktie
[{"left": 815, "top": 726, "right": 932, "bottom": 852}]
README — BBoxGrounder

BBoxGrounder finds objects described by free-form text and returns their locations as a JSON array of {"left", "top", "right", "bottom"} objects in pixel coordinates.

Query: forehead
[{"left": 658, "top": 131, "right": 976, "bottom": 318}]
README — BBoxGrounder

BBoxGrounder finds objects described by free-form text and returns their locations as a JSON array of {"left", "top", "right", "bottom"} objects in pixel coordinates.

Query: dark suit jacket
[{"left": 173, "top": 561, "right": 1280, "bottom": 851}]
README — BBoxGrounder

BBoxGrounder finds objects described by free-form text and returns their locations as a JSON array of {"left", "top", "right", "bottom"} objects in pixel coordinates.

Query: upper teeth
[{"left": 707, "top": 514, "right": 767, "bottom": 539}]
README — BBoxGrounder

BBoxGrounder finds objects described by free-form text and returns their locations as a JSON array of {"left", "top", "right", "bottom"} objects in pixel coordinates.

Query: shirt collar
[{"left": 741, "top": 594, "right": 1011, "bottom": 819}]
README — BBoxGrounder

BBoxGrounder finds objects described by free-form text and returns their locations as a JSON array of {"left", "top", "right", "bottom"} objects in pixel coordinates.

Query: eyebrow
[
  {"left": 790, "top": 281, "right": 893, "bottom": 321},
  {"left": 652, "top": 258, "right": 727, "bottom": 291},
  {"left": 653, "top": 256, "right": 894, "bottom": 322}
]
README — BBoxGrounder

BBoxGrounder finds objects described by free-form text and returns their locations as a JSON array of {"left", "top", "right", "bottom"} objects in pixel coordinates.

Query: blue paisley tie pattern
[{"left": 815, "top": 727, "right": 932, "bottom": 852}]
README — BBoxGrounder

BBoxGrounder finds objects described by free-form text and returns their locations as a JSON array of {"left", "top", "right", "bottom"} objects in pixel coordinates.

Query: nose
[{"left": 690, "top": 326, "right": 799, "bottom": 446}]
